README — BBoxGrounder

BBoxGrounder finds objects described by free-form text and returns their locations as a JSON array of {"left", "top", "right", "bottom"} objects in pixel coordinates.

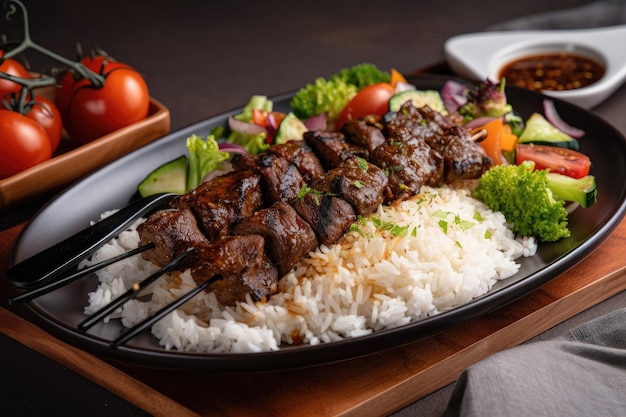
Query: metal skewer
[
  {"left": 78, "top": 251, "right": 192, "bottom": 332},
  {"left": 8, "top": 243, "right": 155, "bottom": 305},
  {"left": 111, "top": 274, "right": 223, "bottom": 348},
  {"left": 471, "top": 128, "right": 488, "bottom": 142}
]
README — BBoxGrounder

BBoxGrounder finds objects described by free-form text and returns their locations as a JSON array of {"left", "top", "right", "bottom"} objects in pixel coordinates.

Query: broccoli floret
[
  {"left": 330, "top": 63, "right": 390, "bottom": 89},
  {"left": 290, "top": 77, "right": 358, "bottom": 121},
  {"left": 472, "top": 160, "right": 570, "bottom": 242},
  {"left": 289, "top": 63, "right": 390, "bottom": 121}
]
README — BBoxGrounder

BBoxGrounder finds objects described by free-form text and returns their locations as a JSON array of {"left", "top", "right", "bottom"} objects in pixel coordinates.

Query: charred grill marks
[{"left": 171, "top": 169, "right": 263, "bottom": 241}]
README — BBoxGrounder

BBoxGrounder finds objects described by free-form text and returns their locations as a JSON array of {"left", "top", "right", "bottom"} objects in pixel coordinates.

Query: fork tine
[
  {"left": 111, "top": 274, "right": 222, "bottom": 348},
  {"left": 8, "top": 243, "right": 155, "bottom": 305},
  {"left": 78, "top": 251, "right": 192, "bottom": 332}
]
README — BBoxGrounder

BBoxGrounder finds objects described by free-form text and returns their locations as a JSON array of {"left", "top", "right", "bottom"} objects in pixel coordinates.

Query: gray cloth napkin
[
  {"left": 442, "top": 308, "right": 626, "bottom": 416},
  {"left": 487, "top": 0, "right": 626, "bottom": 30}
]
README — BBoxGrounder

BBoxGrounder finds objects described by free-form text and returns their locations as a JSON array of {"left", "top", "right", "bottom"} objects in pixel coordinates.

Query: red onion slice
[
  {"left": 441, "top": 80, "right": 468, "bottom": 113},
  {"left": 266, "top": 113, "right": 280, "bottom": 137},
  {"left": 228, "top": 116, "right": 267, "bottom": 136},
  {"left": 464, "top": 117, "right": 499, "bottom": 130},
  {"left": 304, "top": 112, "right": 328, "bottom": 131},
  {"left": 218, "top": 142, "right": 248, "bottom": 154},
  {"left": 543, "top": 99, "right": 585, "bottom": 138}
]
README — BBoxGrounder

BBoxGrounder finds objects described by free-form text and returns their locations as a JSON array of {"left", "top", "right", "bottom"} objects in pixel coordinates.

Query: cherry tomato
[
  {"left": 515, "top": 143, "right": 591, "bottom": 179},
  {"left": 0, "top": 110, "right": 52, "bottom": 179},
  {"left": 0, "top": 52, "right": 30, "bottom": 97},
  {"left": 56, "top": 56, "right": 150, "bottom": 144},
  {"left": 335, "top": 82, "right": 395, "bottom": 130},
  {"left": 25, "top": 95, "right": 63, "bottom": 153}
]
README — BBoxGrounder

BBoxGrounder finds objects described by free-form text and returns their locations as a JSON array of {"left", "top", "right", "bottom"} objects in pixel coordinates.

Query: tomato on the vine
[
  {"left": 516, "top": 143, "right": 591, "bottom": 179},
  {"left": 335, "top": 82, "right": 395, "bottom": 130},
  {"left": 0, "top": 52, "right": 30, "bottom": 97},
  {"left": 55, "top": 55, "right": 150, "bottom": 144},
  {"left": 25, "top": 95, "right": 63, "bottom": 153},
  {"left": 0, "top": 110, "right": 52, "bottom": 179}
]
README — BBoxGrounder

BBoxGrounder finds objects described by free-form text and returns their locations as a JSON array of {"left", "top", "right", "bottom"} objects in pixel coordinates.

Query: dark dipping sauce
[{"left": 499, "top": 52, "right": 605, "bottom": 91}]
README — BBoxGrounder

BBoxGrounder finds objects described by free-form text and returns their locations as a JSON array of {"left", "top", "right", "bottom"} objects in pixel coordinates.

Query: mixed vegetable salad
[{"left": 137, "top": 63, "right": 597, "bottom": 243}]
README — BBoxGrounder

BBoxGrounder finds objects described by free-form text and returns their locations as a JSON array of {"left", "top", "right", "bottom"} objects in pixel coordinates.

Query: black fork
[{"left": 4, "top": 192, "right": 222, "bottom": 347}]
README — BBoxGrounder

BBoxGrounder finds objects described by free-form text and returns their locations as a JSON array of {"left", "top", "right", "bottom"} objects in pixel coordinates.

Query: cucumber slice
[
  {"left": 518, "top": 113, "right": 579, "bottom": 150},
  {"left": 275, "top": 112, "right": 308, "bottom": 144},
  {"left": 138, "top": 155, "right": 188, "bottom": 197},
  {"left": 388, "top": 89, "right": 447, "bottom": 114},
  {"left": 546, "top": 172, "right": 597, "bottom": 208}
]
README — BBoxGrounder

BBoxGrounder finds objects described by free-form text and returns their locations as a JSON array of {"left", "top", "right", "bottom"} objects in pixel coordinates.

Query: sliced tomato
[
  {"left": 335, "top": 82, "right": 394, "bottom": 130},
  {"left": 252, "top": 108, "right": 285, "bottom": 128},
  {"left": 515, "top": 143, "right": 591, "bottom": 179},
  {"left": 252, "top": 108, "right": 269, "bottom": 126}
]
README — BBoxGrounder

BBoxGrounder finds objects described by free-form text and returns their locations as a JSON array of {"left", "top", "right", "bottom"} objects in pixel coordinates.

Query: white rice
[{"left": 81, "top": 185, "right": 537, "bottom": 353}]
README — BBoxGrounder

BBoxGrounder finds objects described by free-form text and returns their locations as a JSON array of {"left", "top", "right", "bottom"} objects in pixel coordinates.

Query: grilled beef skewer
[
  {"left": 137, "top": 207, "right": 279, "bottom": 305},
  {"left": 136, "top": 100, "right": 492, "bottom": 306}
]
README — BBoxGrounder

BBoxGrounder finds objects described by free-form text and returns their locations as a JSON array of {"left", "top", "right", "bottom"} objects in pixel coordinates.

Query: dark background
[{"left": 3, "top": 0, "right": 596, "bottom": 132}]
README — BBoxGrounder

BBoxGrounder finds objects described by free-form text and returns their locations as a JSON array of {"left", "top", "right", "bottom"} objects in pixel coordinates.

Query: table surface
[{"left": 2, "top": 0, "right": 625, "bottom": 416}]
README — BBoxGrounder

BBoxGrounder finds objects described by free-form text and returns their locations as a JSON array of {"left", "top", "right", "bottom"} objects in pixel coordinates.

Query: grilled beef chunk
[
  {"left": 267, "top": 139, "right": 325, "bottom": 182},
  {"left": 417, "top": 105, "right": 465, "bottom": 134},
  {"left": 370, "top": 133, "right": 444, "bottom": 202},
  {"left": 437, "top": 126, "right": 493, "bottom": 183},
  {"left": 232, "top": 153, "right": 305, "bottom": 206},
  {"left": 233, "top": 202, "right": 319, "bottom": 276},
  {"left": 171, "top": 170, "right": 263, "bottom": 241},
  {"left": 341, "top": 115, "right": 386, "bottom": 153},
  {"left": 230, "top": 152, "right": 257, "bottom": 171},
  {"left": 310, "top": 156, "right": 388, "bottom": 216},
  {"left": 137, "top": 208, "right": 210, "bottom": 267},
  {"left": 382, "top": 101, "right": 426, "bottom": 136},
  {"left": 293, "top": 191, "right": 356, "bottom": 247},
  {"left": 303, "top": 130, "right": 368, "bottom": 169},
  {"left": 191, "top": 234, "right": 278, "bottom": 306},
  {"left": 257, "top": 154, "right": 306, "bottom": 205}
]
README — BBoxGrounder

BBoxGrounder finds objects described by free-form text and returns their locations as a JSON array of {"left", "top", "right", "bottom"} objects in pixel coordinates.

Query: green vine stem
[
  {"left": 1, "top": 0, "right": 105, "bottom": 88},
  {"left": 0, "top": 70, "right": 49, "bottom": 113}
]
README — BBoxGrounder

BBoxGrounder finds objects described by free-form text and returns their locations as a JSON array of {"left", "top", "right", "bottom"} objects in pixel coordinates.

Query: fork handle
[{"left": 6, "top": 192, "right": 176, "bottom": 290}]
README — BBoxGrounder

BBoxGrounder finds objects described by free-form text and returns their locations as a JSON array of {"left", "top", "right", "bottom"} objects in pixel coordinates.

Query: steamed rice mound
[{"left": 83, "top": 185, "right": 537, "bottom": 353}]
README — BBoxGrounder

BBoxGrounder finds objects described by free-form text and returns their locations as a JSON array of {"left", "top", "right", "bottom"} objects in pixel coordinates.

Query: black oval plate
[{"left": 8, "top": 75, "right": 626, "bottom": 372}]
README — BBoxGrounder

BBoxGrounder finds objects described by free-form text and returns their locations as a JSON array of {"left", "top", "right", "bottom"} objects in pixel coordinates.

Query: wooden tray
[
  {"left": 0, "top": 95, "right": 170, "bottom": 211},
  {"left": 2, "top": 216, "right": 626, "bottom": 417}
]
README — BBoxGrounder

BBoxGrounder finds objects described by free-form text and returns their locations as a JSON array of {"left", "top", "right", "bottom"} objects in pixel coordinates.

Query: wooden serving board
[{"left": 2, "top": 216, "right": 626, "bottom": 417}]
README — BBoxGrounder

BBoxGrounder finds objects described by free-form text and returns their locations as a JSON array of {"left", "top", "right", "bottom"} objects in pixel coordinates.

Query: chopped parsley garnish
[
  {"left": 356, "top": 157, "right": 369, "bottom": 170},
  {"left": 297, "top": 184, "right": 327, "bottom": 205}
]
